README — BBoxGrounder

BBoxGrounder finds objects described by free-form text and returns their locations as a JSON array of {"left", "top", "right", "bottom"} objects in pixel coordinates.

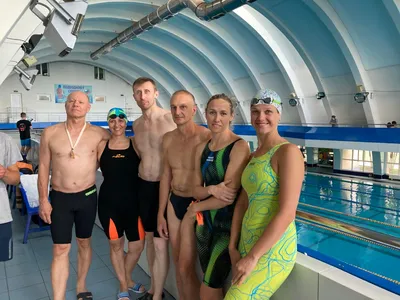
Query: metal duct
[
  {"left": 90, "top": 0, "right": 257, "bottom": 60},
  {"left": 186, "top": 0, "right": 257, "bottom": 21},
  {"left": 91, "top": 0, "right": 187, "bottom": 60}
]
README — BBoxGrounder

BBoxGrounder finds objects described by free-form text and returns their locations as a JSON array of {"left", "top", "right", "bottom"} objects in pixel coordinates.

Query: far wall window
[
  {"left": 386, "top": 152, "right": 400, "bottom": 176},
  {"left": 341, "top": 149, "right": 373, "bottom": 173},
  {"left": 36, "top": 63, "right": 49, "bottom": 76},
  {"left": 94, "top": 67, "right": 105, "bottom": 80}
]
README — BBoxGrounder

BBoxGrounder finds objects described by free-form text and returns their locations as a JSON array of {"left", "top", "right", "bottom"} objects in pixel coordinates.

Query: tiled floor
[{"left": 0, "top": 203, "right": 175, "bottom": 300}]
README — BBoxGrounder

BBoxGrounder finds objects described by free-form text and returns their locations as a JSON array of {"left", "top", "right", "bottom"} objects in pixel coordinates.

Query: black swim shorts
[
  {"left": 50, "top": 185, "right": 97, "bottom": 244},
  {"left": 137, "top": 178, "right": 161, "bottom": 237}
]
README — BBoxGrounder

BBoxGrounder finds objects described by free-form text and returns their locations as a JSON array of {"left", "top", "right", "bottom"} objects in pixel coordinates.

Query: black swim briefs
[{"left": 170, "top": 192, "right": 194, "bottom": 220}]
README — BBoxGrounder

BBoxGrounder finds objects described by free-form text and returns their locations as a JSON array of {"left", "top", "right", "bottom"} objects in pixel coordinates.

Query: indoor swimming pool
[
  {"left": 3, "top": 130, "right": 400, "bottom": 296},
  {"left": 296, "top": 173, "right": 400, "bottom": 294}
]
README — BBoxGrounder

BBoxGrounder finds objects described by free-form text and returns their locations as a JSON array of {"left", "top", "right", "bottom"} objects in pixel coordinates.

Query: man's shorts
[
  {"left": 20, "top": 138, "right": 31, "bottom": 147},
  {"left": 137, "top": 177, "right": 161, "bottom": 237},
  {"left": 50, "top": 185, "right": 97, "bottom": 244},
  {"left": 0, "top": 222, "right": 13, "bottom": 262}
]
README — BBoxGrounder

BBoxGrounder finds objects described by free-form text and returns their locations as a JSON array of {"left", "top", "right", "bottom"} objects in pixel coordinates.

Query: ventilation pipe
[{"left": 90, "top": 0, "right": 256, "bottom": 60}]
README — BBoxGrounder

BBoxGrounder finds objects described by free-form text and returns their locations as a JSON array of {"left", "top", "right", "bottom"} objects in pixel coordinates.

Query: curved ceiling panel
[
  {"left": 329, "top": 0, "right": 400, "bottom": 70},
  {"left": 252, "top": 0, "right": 351, "bottom": 78},
  {"left": 249, "top": 0, "right": 372, "bottom": 125},
  {"left": 27, "top": 0, "right": 399, "bottom": 126},
  {"left": 219, "top": 14, "right": 281, "bottom": 75},
  {"left": 79, "top": 20, "right": 225, "bottom": 87}
]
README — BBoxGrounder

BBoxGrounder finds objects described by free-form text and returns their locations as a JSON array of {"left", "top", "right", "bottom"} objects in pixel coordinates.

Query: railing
[
  {"left": 0, "top": 111, "right": 142, "bottom": 123},
  {"left": 276, "top": 122, "right": 398, "bottom": 128},
  {"left": 0, "top": 110, "right": 397, "bottom": 128}
]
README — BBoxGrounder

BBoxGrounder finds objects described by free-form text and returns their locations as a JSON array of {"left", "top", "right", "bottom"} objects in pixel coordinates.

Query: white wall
[
  {"left": 0, "top": 62, "right": 142, "bottom": 120},
  {"left": 368, "top": 64, "right": 400, "bottom": 125},
  {"left": 321, "top": 73, "right": 368, "bottom": 125}
]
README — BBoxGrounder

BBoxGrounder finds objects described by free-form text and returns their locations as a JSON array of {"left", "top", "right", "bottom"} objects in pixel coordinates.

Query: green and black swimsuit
[{"left": 196, "top": 138, "right": 241, "bottom": 289}]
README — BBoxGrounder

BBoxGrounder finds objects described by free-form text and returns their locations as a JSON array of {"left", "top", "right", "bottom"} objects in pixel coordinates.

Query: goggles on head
[
  {"left": 107, "top": 107, "right": 128, "bottom": 123},
  {"left": 108, "top": 113, "right": 127, "bottom": 120},
  {"left": 250, "top": 97, "right": 282, "bottom": 107},
  {"left": 251, "top": 88, "right": 283, "bottom": 114}
]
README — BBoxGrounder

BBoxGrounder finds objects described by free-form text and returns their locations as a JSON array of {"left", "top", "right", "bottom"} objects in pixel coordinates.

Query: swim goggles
[
  {"left": 108, "top": 113, "right": 127, "bottom": 120},
  {"left": 250, "top": 89, "right": 282, "bottom": 114},
  {"left": 107, "top": 107, "right": 128, "bottom": 123},
  {"left": 250, "top": 97, "right": 282, "bottom": 107}
]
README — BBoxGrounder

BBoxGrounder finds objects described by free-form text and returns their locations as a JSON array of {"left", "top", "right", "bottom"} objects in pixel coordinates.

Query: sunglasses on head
[
  {"left": 251, "top": 97, "right": 281, "bottom": 106},
  {"left": 108, "top": 114, "right": 126, "bottom": 120}
]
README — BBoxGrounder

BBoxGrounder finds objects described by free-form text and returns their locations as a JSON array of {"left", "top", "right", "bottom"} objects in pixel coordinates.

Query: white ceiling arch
[{"left": 29, "top": 0, "right": 400, "bottom": 125}]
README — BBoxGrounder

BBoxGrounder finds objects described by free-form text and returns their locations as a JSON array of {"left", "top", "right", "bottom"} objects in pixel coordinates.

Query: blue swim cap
[{"left": 107, "top": 107, "right": 128, "bottom": 123}]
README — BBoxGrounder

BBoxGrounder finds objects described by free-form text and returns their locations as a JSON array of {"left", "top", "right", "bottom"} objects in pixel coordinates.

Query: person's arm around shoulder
[
  {"left": 191, "top": 139, "right": 250, "bottom": 212},
  {"left": 98, "top": 126, "right": 111, "bottom": 141},
  {"left": 232, "top": 143, "right": 304, "bottom": 286},
  {"left": 97, "top": 139, "right": 107, "bottom": 162},
  {"left": 157, "top": 132, "right": 173, "bottom": 239},
  {"left": 38, "top": 127, "right": 53, "bottom": 224},
  {"left": 131, "top": 136, "right": 140, "bottom": 158}
]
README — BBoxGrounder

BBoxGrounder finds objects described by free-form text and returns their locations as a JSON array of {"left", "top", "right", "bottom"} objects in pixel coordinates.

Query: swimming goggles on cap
[
  {"left": 250, "top": 97, "right": 282, "bottom": 107},
  {"left": 108, "top": 113, "right": 127, "bottom": 120},
  {"left": 107, "top": 107, "right": 128, "bottom": 123}
]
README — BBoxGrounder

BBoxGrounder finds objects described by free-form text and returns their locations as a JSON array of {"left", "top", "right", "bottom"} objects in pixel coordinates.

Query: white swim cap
[{"left": 251, "top": 88, "right": 282, "bottom": 114}]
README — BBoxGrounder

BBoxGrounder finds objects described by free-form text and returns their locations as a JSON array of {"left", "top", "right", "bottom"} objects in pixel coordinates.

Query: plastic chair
[{"left": 19, "top": 185, "right": 51, "bottom": 244}]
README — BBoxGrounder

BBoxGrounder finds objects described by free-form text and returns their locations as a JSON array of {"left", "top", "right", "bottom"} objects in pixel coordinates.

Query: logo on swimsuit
[
  {"left": 206, "top": 155, "right": 214, "bottom": 162},
  {"left": 85, "top": 188, "right": 97, "bottom": 196},
  {"left": 112, "top": 154, "right": 125, "bottom": 159}
]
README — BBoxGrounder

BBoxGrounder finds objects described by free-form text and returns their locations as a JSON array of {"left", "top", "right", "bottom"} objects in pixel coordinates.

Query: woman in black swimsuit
[{"left": 97, "top": 108, "right": 146, "bottom": 300}]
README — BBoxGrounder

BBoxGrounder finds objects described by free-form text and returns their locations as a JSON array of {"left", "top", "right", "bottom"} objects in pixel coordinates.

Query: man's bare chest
[
  {"left": 135, "top": 123, "right": 168, "bottom": 149},
  {"left": 168, "top": 137, "right": 201, "bottom": 169},
  {"left": 50, "top": 134, "right": 98, "bottom": 157}
]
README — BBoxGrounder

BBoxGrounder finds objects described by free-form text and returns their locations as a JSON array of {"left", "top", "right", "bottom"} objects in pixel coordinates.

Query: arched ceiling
[{"left": 32, "top": 0, "right": 400, "bottom": 126}]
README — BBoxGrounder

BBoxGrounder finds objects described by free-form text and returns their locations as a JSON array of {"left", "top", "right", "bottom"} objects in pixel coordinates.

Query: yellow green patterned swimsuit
[{"left": 225, "top": 142, "right": 297, "bottom": 300}]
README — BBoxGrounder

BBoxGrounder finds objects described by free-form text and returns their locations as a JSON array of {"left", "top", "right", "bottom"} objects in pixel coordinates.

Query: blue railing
[{"left": 1, "top": 122, "right": 398, "bottom": 144}]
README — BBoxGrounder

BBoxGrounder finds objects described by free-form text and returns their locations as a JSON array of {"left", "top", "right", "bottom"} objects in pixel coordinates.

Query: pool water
[{"left": 296, "top": 173, "right": 400, "bottom": 292}]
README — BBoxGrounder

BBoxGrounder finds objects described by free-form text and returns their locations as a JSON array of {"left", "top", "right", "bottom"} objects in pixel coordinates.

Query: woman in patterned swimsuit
[{"left": 225, "top": 89, "right": 304, "bottom": 300}]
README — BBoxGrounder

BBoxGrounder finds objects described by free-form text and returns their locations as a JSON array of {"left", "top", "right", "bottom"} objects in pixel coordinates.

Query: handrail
[
  {"left": 0, "top": 111, "right": 142, "bottom": 123},
  {"left": 0, "top": 111, "right": 398, "bottom": 128}
]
